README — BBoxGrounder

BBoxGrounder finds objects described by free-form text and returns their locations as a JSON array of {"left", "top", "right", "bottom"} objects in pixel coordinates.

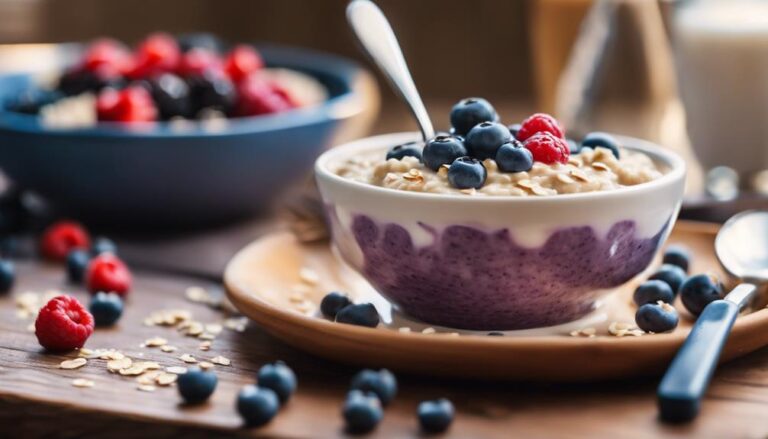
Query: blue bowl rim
[{"left": 0, "top": 42, "right": 367, "bottom": 139}]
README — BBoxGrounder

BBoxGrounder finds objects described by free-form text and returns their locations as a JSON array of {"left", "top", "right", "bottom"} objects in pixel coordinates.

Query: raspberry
[
  {"left": 516, "top": 113, "right": 565, "bottom": 142},
  {"left": 82, "top": 38, "right": 132, "bottom": 75},
  {"left": 523, "top": 131, "right": 570, "bottom": 164},
  {"left": 96, "top": 86, "right": 158, "bottom": 122},
  {"left": 235, "top": 76, "right": 295, "bottom": 117},
  {"left": 177, "top": 48, "right": 222, "bottom": 77},
  {"left": 127, "top": 32, "right": 181, "bottom": 79},
  {"left": 86, "top": 253, "right": 132, "bottom": 296},
  {"left": 224, "top": 45, "right": 264, "bottom": 83},
  {"left": 40, "top": 221, "right": 91, "bottom": 261},
  {"left": 35, "top": 295, "right": 94, "bottom": 351}
]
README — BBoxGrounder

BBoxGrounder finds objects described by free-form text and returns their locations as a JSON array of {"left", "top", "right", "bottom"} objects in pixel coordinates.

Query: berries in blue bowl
[
  {"left": 237, "top": 384, "right": 280, "bottom": 427},
  {"left": 177, "top": 367, "right": 218, "bottom": 404},
  {"left": 635, "top": 302, "right": 679, "bottom": 333},
  {"left": 449, "top": 98, "right": 497, "bottom": 136},
  {"left": 257, "top": 361, "right": 297, "bottom": 405},
  {"left": 464, "top": 121, "right": 511, "bottom": 160},
  {"left": 422, "top": 135, "right": 467, "bottom": 171},
  {"left": 320, "top": 291, "right": 352, "bottom": 319},
  {"left": 350, "top": 368, "right": 397, "bottom": 406},
  {"left": 342, "top": 390, "right": 383, "bottom": 434},
  {"left": 0, "top": 259, "right": 14, "bottom": 294},
  {"left": 580, "top": 132, "right": 620, "bottom": 159},
  {"left": 649, "top": 264, "right": 687, "bottom": 294},
  {"left": 680, "top": 273, "right": 724, "bottom": 316},
  {"left": 386, "top": 142, "right": 423, "bottom": 162},
  {"left": 66, "top": 249, "right": 90, "bottom": 283},
  {"left": 495, "top": 141, "right": 533, "bottom": 173},
  {"left": 447, "top": 157, "right": 487, "bottom": 190},
  {"left": 335, "top": 303, "right": 380, "bottom": 328},
  {"left": 89, "top": 292, "right": 123, "bottom": 327},
  {"left": 662, "top": 245, "right": 690, "bottom": 273},
  {"left": 633, "top": 280, "right": 675, "bottom": 306},
  {"left": 417, "top": 398, "right": 455, "bottom": 433}
]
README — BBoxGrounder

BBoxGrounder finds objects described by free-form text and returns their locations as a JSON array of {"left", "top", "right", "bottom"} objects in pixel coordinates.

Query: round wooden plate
[{"left": 224, "top": 221, "right": 768, "bottom": 381}]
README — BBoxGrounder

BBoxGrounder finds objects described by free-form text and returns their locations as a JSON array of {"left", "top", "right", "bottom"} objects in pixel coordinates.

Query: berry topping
[
  {"left": 447, "top": 157, "right": 487, "bottom": 189},
  {"left": 516, "top": 113, "right": 565, "bottom": 141},
  {"left": 418, "top": 398, "right": 455, "bottom": 433},
  {"left": 449, "top": 98, "right": 497, "bottom": 136},
  {"left": 235, "top": 75, "right": 295, "bottom": 117},
  {"left": 147, "top": 73, "right": 193, "bottom": 120},
  {"left": 224, "top": 45, "right": 264, "bottom": 83},
  {"left": 91, "top": 236, "right": 117, "bottom": 256},
  {"left": 82, "top": 38, "right": 132, "bottom": 74},
  {"left": 237, "top": 384, "right": 280, "bottom": 427},
  {"left": 257, "top": 361, "right": 297, "bottom": 404},
  {"left": 187, "top": 70, "right": 237, "bottom": 114},
  {"left": 96, "top": 86, "right": 158, "bottom": 122},
  {"left": 635, "top": 302, "right": 679, "bottom": 333},
  {"left": 522, "top": 131, "right": 570, "bottom": 164},
  {"left": 176, "top": 33, "right": 225, "bottom": 54},
  {"left": 66, "top": 249, "right": 90, "bottom": 283},
  {"left": 89, "top": 292, "right": 123, "bottom": 327},
  {"left": 0, "top": 260, "right": 14, "bottom": 294},
  {"left": 178, "top": 367, "right": 218, "bottom": 404},
  {"left": 40, "top": 221, "right": 91, "bottom": 261},
  {"left": 34, "top": 295, "right": 94, "bottom": 351},
  {"left": 662, "top": 245, "right": 691, "bottom": 273},
  {"left": 495, "top": 141, "right": 533, "bottom": 173},
  {"left": 320, "top": 291, "right": 352, "bottom": 319},
  {"left": 127, "top": 32, "right": 181, "bottom": 79},
  {"left": 680, "top": 273, "right": 724, "bottom": 316},
  {"left": 176, "top": 48, "right": 222, "bottom": 77},
  {"left": 6, "top": 89, "right": 63, "bottom": 115},
  {"left": 649, "top": 264, "right": 687, "bottom": 295},
  {"left": 465, "top": 121, "right": 512, "bottom": 160},
  {"left": 335, "top": 303, "right": 380, "bottom": 328},
  {"left": 350, "top": 369, "right": 397, "bottom": 406},
  {"left": 581, "top": 132, "right": 620, "bottom": 159},
  {"left": 85, "top": 253, "right": 132, "bottom": 296},
  {"left": 508, "top": 123, "right": 522, "bottom": 139},
  {"left": 386, "top": 142, "right": 423, "bottom": 161},
  {"left": 423, "top": 135, "right": 467, "bottom": 171},
  {"left": 342, "top": 390, "right": 383, "bottom": 434},
  {"left": 57, "top": 66, "right": 125, "bottom": 96},
  {"left": 633, "top": 280, "right": 675, "bottom": 306}
]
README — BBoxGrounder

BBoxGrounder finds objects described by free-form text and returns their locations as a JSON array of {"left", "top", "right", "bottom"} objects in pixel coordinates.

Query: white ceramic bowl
[{"left": 315, "top": 132, "right": 686, "bottom": 330}]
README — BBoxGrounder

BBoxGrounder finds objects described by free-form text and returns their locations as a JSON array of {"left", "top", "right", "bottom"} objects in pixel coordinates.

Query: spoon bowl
[{"left": 715, "top": 210, "right": 768, "bottom": 283}]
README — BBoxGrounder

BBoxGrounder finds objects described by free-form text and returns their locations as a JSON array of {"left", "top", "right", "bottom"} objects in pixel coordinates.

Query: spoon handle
[{"left": 346, "top": 0, "right": 434, "bottom": 141}]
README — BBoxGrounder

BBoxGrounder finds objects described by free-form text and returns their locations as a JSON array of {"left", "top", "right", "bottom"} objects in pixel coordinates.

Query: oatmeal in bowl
[{"left": 316, "top": 99, "right": 686, "bottom": 331}]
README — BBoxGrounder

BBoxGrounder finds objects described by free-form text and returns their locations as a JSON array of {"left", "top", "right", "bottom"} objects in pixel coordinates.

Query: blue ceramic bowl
[{"left": 0, "top": 44, "right": 374, "bottom": 227}]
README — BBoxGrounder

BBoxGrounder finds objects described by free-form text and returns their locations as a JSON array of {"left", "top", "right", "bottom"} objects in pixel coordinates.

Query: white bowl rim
[{"left": 315, "top": 131, "right": 687, "bottom": 204}]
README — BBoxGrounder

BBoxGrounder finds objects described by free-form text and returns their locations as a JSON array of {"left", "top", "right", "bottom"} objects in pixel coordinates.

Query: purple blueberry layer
[{"left": 348, "top": 215, "right": 668, "bottom": 330}]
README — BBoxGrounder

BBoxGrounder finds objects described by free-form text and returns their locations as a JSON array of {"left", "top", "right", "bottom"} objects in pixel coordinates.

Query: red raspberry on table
[
  {"left": 516, "top": 113, "right": 565, "bottom": 141},
  {"left": 523, "top": 131, "right": 570, "bottom": 165},
  {"left": 96, "top": 86, "right": 158, "bottom": 122},
  {"left": 86, "top": 253, "right": 132, "bottom": 296},
  {"left": 35, "top": 295, "right": 94, "bottom": 352},
  {"left": 235, "top": 76, "right": 296, "bottom": 117},
  {"left": 40, "top": 221, "right": 91, "bottom": 261},
  {"left": 82, "top": 38, "right": 132, "bottom": 75},
  {"left": 177, "top": 48, "right": 222, "bottom": 77},
  {"left": 126, "top": 32, "right": 181, "bottom": 79},
  {"left": 224, "top": 45, "right": 264, "bottom": 83}
]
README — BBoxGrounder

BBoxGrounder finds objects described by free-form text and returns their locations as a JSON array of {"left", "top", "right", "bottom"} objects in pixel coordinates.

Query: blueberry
[
  {"left": 635, "top": 302, "right": 679, "bottom": 333},
  {"left": 6, "top": 89, "right": 63, "bottom": 115},
  {"left": 447, "top": 157, "right": 487, "bottom": 189},
  {"left": 495, "top": 141, "right": 533, "bottom": 173},
  {"left": 57, "top": 68, "right": 124, "bottom": 96},
  {"left": 89, "top": 292, "right": 123, "bottom": 327},
  {"left": 350, "top": 368, "right": 397, "bottom": 406},
  {"left": 176, "top": 32, "right": 226, "bottom": 54},
  {"left": 320, "top": 291, "right": 352, "bottom": 319},
  {"left": 0, "top": 260, "right": 14, "bottom": 294},
  {"left": 663, "top": 245, "right": 690, "bottom": 273},
  {"left": 449, "top": 97, "right": 497, "bottom": 136},
  {"left": 335, "top": 303, "right": 380, "bottom": 328},
  {"left": 566, "top": 138, "right": 580, "bottom": 154},
  {"left": 66, "top": 249, "right": 90, "bottom": 283},
  {"left": 680, "top": 273, "right": 724, "bottom": 316},
  {"left": 649, "top": 264, "right": 687, "bottom": 294},
  {"left": 465, "top": 122, "right": 512, "bottom": 160},
  {"left": 177, "top": 367, "right": 218, "bottom": 404},
  {"left": 91, "top": 236, "right": 117, "bottom": 256},
  {"left": 148, "top": 73, "right": 193, "bottom": 120},
  {"left": 187, "top": 70, "right": 236, "bottom": 114},
  {"left": 342, "top": 390, "right": 383, "bottom": 434},
  {"left": 581, "top": 132, "right": 620, "bottom": 159},
  {"left": 633, "top": 280, "right": 675, "bottom": 306},
  {"left": 237, "top": 384, "right": 280, "bottom": 427},
  {"left": 422, "top": 135, "right": 467, "bottom": 171},
  {"left": 257, "top": 361, "right": 297, "bottom": 404},
  {"left": 508, "top": 123, "right": 522, "bottom": 139},
  {"left": 386, "top": 141, "right": 423, "bottom": 162},
  {"left": 417, "top": 398, "right": 455, "bottom": 433}
]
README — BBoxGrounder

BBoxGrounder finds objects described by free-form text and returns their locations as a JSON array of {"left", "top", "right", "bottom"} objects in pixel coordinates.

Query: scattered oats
[
  {"left": 570, "top": 169, "right": 590, "bottom": 182},
  {"left": 97, "top": 350, "right": 125, "bottom": 360},
  {"left": 210, "top": 355, "right": 231, "bottom": 366},
  {"left": 179, "top": 354, "right": 198, "bottom": 364},
  {"left": 446, "top": 332, "right": 460, "bottom": 337},
  {"left": 78, "top": 348, "right": 94, "bottom": 357},
  {"left": 569, "top": 327, "right": 597, "bottom": 338},
  {"left": 398, "top": 327, "right": 411, "bottom": 333},
  {"left": 107, "top": 357, "right": 133, "bottom": 372},
  {"left": 298, "top": 267, "right": 320, "bottom": 285},
  {"left": 421, "top": 327, "right": 436, "bottom": 334},
  {"left": 166, "top": 366, "right": 187, "bottom": 375},
  {"left": 592, "top": 162, "right": 610, "bottom": 172},
  {"left": 185, "top": 286, "right": 210, "bottom": 303},
  {"left": 72, "top": 378, "right": 94, "bottom": 388},
  {"left": 291, "top": 283, "right": 314, "bottom": 295},
  {"left": 156, "top": 373, "right": 177, "bottom": 386},
  {"left": 198, "top": 333, "right": 216, "bottom": 341},
  {"left": 59, "top": 358, "right": 87, "bottom": 370},
  {"left": 556, "top": 173, "right": 575, "bottom": 185},
  {"left": 516, "top": 179, "right": 535, "bottom": 190},
  {"left": 199, "top": 341, "right": 212, "bottom": 351},
  {"left": 160, "top": 345, "right": 178, "bottom": 353},
  {"left": 659, "top": 301, "right": 676, "bottom": 313},
  {"left": 182, "top": 321, "right": 204, "bottom": 336},
  {"left": 225, "top": 317, "right": 248, "bottom": 332},
  {"left": 567, "top": 157, "right": 583, "bottom": 167},
  {"left": 530, "top": 185, "right": 551, "bottom": 196},
  {"left": 198, "top": 361, "right": 214, "bottom": 370},
  {"left": 608, "top": 321, "right": 642, "bottom": 337},
  {"left": 136, "top": 370, "right": 162, "bottom": 385},
  {"left": 137, "top": 384, "right": 156, "bottom": 392},
  {"left": 134, "top": 361, "right": 161, "bottom": 371},
  {"left": 205, "top": 324, "right": 223, "bottom": 335},
  {"left": 144, "top": 337, "right": 168, "bottom": 347},
  {"left": 295, "top": 300, "right": 315, "bottom": 313},
  {"left": 120, "top": 365, "right": 147, "bottom": 376}
]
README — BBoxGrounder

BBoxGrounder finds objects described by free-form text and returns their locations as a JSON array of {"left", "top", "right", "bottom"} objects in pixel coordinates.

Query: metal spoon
[
  {"left": 658, "top": 210, "right": 768, "bottom": 422},
  {"left": 346, "top": 0, "right": 435, "bottom": 141}
]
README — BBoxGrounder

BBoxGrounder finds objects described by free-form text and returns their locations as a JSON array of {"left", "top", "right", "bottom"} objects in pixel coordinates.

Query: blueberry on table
[
  {"left": 508, "top": 123, "right": 522, "bottom": 139},
  {"left": 418, "top": 398, "right": 455, "bottom": 433},
  {"left": 237, "top": 384, "right": 280, "bottom": 427},
  {"left": 449, "top": 97, "right": 498, "bottom": 136},
  {"left": 680, "top": 273, "right": 724, "bottom": 316},
  {"left": 386, "top": 142, "right": 423, "bottom": 162},
  {"left": 495, "top": 141, "right": 533, "bottom": 173},
  {"left": 447, "top": 157, "right": 487, "bottom": 190},
  {"left": 257, "top": 361, "right": 297, "bottom": 404},
  {"left": 89, "top": 292, "right": 123, "bottom": 327},
  {"left": 91, "top": 236, "right": 117, "bottom": 256},
  {"left": 148, "top": 73, "right": 193, "bottom": 120},
  {"left": 580, "top": 132, "right": 620, "bottom": 159},
  {"left": 0, "top": 260, "right": 14, "bottom": 294},
  {"left": 422, "top": 135, "right": 467, "bottom": 171},
  {"left": 663, "top": 245, "right": 691, "bottom": 273},
  {"left": 320, "top": 292, "right": 352, "bottom": 319},
  {"left": 177, "top": 367, "right": 218, "bottom": 404},
  {"left": 633, "top": 280, "right": 675, "bottom": 306},
  {"left": 350, "top": 369, "right": 397, "bottom": 406},
  {"left": 465, "top": 122, "right": 512, "bottom": 160},
  {"left": 342, "top": 390, "right": 383, "bottom": 434},
  {"left": 66, "top": 249, "right": 90, "bottom": 283},
  {"left": 335, "top": 303, "right": 380, "bottom": 328},
  {"left": 649, "top": 264, "right": 687, "bottom": 294},
  {"left": 635, "top": 302, "right": 679, "bottom": 333}
]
